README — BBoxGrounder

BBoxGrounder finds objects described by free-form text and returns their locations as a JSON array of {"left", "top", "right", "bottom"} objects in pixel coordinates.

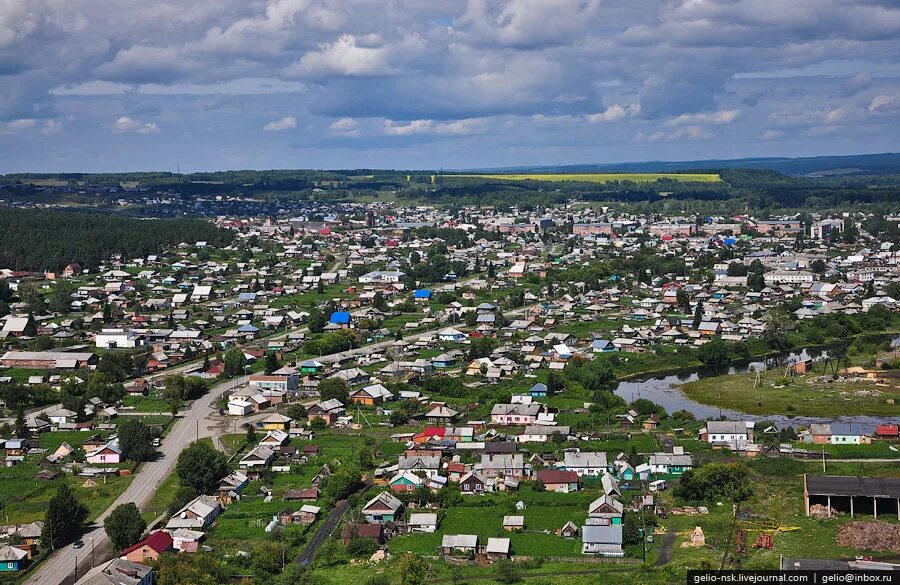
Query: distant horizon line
[{"left": 1, "top": 151, "right": 898, "bottom": 176}]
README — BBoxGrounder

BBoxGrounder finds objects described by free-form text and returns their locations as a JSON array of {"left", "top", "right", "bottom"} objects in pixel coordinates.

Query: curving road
[
  {"left": 27, "top": 276, "right": 533, "bottom": 582},
  {"left": 26, "top": 375, "right": 247, "bottom": 585}
]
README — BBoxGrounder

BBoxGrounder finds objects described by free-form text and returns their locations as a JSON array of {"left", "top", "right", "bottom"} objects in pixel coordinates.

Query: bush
[{"left": 674, "top": 463, "right": 752, "bottom": 503}]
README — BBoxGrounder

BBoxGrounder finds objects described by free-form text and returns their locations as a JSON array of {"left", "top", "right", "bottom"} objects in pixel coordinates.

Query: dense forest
[{"left": 0, "top": 208, "right": 233, "bottom": 271}]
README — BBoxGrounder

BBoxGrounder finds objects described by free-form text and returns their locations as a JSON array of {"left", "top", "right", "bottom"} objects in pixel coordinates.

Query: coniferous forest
[{"left": 0, "top": 208, "right": 233, "bottom": 271}]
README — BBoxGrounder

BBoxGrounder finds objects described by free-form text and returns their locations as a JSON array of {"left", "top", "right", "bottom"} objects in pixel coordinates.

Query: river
[{"left": 612, "top": 335, "right": 900, "bottom": 430}]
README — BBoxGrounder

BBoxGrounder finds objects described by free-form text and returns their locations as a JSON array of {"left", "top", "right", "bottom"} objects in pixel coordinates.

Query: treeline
[{"left": 0, "top": 208, "right": 233, "bottom": 271}]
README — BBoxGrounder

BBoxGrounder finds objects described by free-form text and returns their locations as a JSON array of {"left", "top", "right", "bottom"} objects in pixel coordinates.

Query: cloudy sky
[{"left": 1, "top": 0, "right": 899, "bottom": 172}]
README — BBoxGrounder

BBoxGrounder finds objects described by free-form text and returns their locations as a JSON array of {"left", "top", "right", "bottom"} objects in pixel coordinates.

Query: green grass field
[
  {"left": 680, "top": 372, "right": 900, "bottom": 416},
  {"left": 458, "top": 173, "right": 722, "bottom": 184}
]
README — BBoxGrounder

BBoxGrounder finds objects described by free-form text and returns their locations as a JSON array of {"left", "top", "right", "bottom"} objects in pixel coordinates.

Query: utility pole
[{"left": 641, "top": 509, "right": 647, "bottom": 563}]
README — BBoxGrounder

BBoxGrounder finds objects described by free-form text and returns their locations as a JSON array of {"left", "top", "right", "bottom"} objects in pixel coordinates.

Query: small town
[
  {"left": 1, "top": 186, "right": 899, "bottom": 585},
  {"left": 1, "top": 1, "right": 899, "bottom": 583}
]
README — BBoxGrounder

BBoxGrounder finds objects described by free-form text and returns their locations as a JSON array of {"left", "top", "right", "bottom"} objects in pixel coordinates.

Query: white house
[
  {"left": 438, "top": 327, "right": 467, "bottom": 343},
  {"left": 558, "top": 452, "right": 609, "bottom": 477},
  {"left": 701, "top": 420, "right": 753, "bottom": 447},
  {"left": 228, "top": 399, "right": 254, "bottom": 416},
  {"left": 95, "top": 328, "right": 146, "bottom": 349}
]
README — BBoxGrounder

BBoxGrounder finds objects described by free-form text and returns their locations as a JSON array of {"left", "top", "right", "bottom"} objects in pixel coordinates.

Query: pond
[{"left": 612, "top": 335, "right": 900, "bottom": 429}]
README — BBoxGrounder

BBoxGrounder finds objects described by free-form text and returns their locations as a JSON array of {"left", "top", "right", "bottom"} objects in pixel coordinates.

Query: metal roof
[{"left": 805, "top": 474, "right": 900, "bottom": 498}]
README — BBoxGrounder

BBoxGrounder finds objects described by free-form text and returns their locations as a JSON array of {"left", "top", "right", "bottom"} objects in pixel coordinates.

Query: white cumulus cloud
[
  {"left": 113, "top": 116, "right": 160, "bottom": 134},
  {"left": 263, "top": 116, "right": 297, "bottom": 131},
  {"left": 666, "top": 109, "right": 740, "bottom": 126}
]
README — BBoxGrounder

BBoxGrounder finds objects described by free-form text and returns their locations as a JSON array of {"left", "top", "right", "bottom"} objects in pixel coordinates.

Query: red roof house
[{"left": 121, "top": 531, "right": 174, "bottom": 565}]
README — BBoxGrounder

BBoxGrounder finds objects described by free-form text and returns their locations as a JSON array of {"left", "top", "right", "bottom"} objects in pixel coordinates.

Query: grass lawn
[
  {"left": 0, "top": 461, "right": 133, "bottom": 524},
  {"left": 142, "top": 471, "right": 180, "bottom": 524},
  {"left": 0, "top": 367, "right": 37, "bottom": 382},
  {"left": 123, "top": 394, "right": 174, "bottom": 413},
  {"left": 656, "top": 459, "right": 900, "bottom": 571},
  {"left": 39, "top": 430, "right": 105, "bottom": 452},
  {"left": 680, "top": 371, "right": 900, "bottom": 416}
]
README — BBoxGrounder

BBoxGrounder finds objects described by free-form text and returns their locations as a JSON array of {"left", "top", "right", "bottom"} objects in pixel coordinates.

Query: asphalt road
[
  {"left": 296, "top": 500, "right": 349, "bottom": 565},
  {"left": 26, "top": 278, "right": 534, "bottom": 581},
  {"left": 26, "top": 375, "right": 247, "bottom": 585}
]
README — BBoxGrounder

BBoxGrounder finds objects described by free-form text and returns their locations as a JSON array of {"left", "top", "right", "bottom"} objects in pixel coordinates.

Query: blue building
[{"left": 413, "top": 289, "right": 432, "bottom": 300}]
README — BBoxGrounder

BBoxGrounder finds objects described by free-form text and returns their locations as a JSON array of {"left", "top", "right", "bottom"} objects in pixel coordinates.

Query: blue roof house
[{"left": 330, "top": 311, "right": 352, "bottom": 326}]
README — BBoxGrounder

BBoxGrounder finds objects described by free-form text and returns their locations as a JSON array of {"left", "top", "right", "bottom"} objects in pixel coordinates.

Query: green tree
[
  {"left": 307, "top": 308, "right": 327, "bottom": 334},
  {"left": 356, "top": 445, "right": 374, "bottom": 469},
  {"left": 763, "top": 312, "right": 792, "bottom": 351},
  {"left": 674, "top": 463, "right": 752, "bottom": 503},
  {"left": 167, "top": 486, "right": 198, "bottom": 516},
  {"left": 19, "top": 283, "right": 46, "bottom": 315},
  {"left": 176, "top": 441, "right": 228, "bottom": 495},
  {"left": 696, "top": 337, "right": 730, "bottom": 369},
  {"left": 156, "top": 552, "right": 231, "bottom": 585},
  {"left": 105, "top": 503, "right": 147, "bottom": 551},
  {"left": 675, "top": 287, "right": 690, "bottom": 311},
  {"left": 317, "top": 378, "right": 349, "bottom": 404},
  {"left": 467, "top": 337, "right": 497, "bottom": 360},
  {"left": 494, "top": 560, "right": 521, "bottom": 584},
  {"left": 398, "top": 553, "right": 430, "bottom": 585},
  {"left": 692, "top": 301, "right": 704, "bottom": 329},
  {"left": 223, "top": 348, "right": 246, "bottom": 377},
  {"left": 49, "top": 280, "right": 75, "bottom": 314},
  {"left": 264, "top": 351, "right": 279, "bottom": 374},
  {"left": 118, "top": 419, "right": 156, "bottom": 462},
  {"left": 164, "top": 375, "right": 208, "bottom": 401},
  {"left": 747, "top": 271, "right": 765, "bottom": 292},
  {"left": 373, "top": 291, "right": 388, "bottom": 311},
  {"left": 0, "top": 281, "right": 11, "bottom": 303},
  {"left": 42, "top": 484, "right": 88, "bottom": 549},
  {"left": 322, "top": 466, "right": 361, "bottom": 501},
  {"left": 14, "top": 407, "right": 27, "bottom": 438}
]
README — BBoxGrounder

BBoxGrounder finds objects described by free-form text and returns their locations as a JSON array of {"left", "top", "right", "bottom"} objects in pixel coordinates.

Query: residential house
[
  {"left": 239, "top": 445, "right": 275, "bottom": 469},
  {"left": 700, "top": 421, "right": 753, "bottom": 447},
  {"left": 502, "top": 515, "right": 525, "bottom": 531},
  {"left": 362, "top": 492, "right": 404, "bottom": 523},
  {"left": 350, "top": 384, "right": 394, "bottom": 406},
  {"left": 581, "top": 524, "right": 624, "bottom": 557},
  {"left": 86, "top": 442, "right": 121, "bottom": 465},
  {"left": 0, "top": 546, "right": 28, "bottom": 572},
  {"left": 516, "top": 425, "right": 569, "bottom": 443},
  {"left": 490, "top": 403, "right": 545, "bottom": 426},
  {"left": 75, "top": 558, "right": 152, "bottom": 585},
  {"left": 485, "top": 538, "right": 511, "bottom": 560},
  {"left": 459, "top": 471, "right": 489, "bottom": 495},
  {"left": 307, "top": 399, "right": 345, "bottom": 425},
  {"left": 215, "top": 471, "right": 248, "bottom": 505},
  {"left": 408, "top": 513, "right": 438, "bottom": 533},
  {"left": 341, "top": 523, "right": 384, "bottom": 546},
  {"left": 536, "top": 469, "right": 581, "bottom": 493},
  {"left": 441, "top": 534, "right": 479, "bottom": 558},
  {"left": 558, "top": 452, "right": 609, "bottom": 477},
  {"left": 479, "top": 453, "right": 527, "bottom": 479},
  {"left": 397, "top": 455, "right": 442, "bottom": 479},
  {"left": 648, "top": 451, "right": 693, "bottom": 475},
  {"left": 165, "top": 495, "right": 222, "bottom": 530},
  {"left": 121, "top": 531, "right": 174, "bottom": 564},
  {"left": 587, "top": 495, "right": 624, "bottom": 525}
]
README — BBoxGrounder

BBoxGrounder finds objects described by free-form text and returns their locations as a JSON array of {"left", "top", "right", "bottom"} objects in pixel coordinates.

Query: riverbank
[{"left": 679, "top": 371, "right": 900, "bottom": 417}]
